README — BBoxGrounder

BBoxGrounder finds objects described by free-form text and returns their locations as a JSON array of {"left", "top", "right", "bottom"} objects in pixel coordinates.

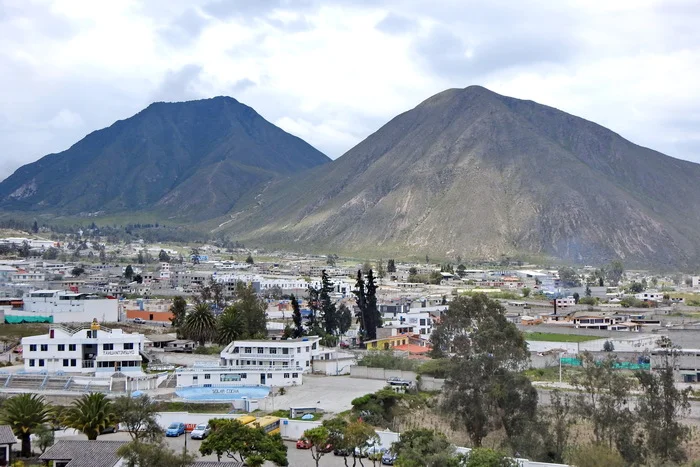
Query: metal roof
[
  {"left": 0, "top": 426, "right": 17, "bottom": 445},
  {"left": 39, "top": 440, "right": 127, "bottom": 467}
]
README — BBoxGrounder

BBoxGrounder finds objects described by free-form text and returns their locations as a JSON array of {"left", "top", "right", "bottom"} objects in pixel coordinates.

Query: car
[
  {"left": 296, "top": 437, "right": 312, "bottom": 449},
  {"left": 333, "top": 447, "right": 351, "bottom": 457},
  {"left": 382, "top": 451, "right": 398, "bottom": 465},
  {"left": 100, "top": 424, "right": 119, "bottom": 434},
  {"left": 133, "top": 318, "right": 145, "bottom": 324},
  {"left": 355, "top": 442, "right": 385, "bottom": 458},
  {"left": 318, "top": 443, "right": 333, "bottom": 453},
  {"left": 165, "top": 422, "right": 185, "bottom": 437},
  {"left": 190, "top": 424, "right": 210, "bottom": 439}
]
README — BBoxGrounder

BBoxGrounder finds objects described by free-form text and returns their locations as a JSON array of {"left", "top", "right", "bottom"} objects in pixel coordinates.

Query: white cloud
[{"left": 1, "top": 0, "right": 700, "bottom": 182}]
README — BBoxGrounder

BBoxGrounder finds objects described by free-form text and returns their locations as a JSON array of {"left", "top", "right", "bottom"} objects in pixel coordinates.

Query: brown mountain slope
[{"left": 217, "top": 86, "right": 700, "bottom": 267}]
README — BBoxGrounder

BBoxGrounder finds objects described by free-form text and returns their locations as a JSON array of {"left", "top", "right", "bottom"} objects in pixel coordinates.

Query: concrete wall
[
  {"left": 418, "top": 375, "right": 445, "bottom": 391},
  {"left": 350, "top": 366, "right": 418, "bottom": 383},
  {"left": 312, "top": 357, "right": 356, "bottom": 376}
]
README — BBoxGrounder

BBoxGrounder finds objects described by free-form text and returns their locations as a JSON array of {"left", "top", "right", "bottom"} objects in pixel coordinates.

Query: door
[{"left": 260, "top": 373, "right": 266, "bottom": 385}]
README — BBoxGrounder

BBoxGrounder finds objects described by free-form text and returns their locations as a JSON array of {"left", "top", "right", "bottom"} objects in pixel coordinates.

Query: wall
[
  {"left": 312, "top": 357, "right": 355, "bottom": 376},
  {"left": 349, "top": 366, "right": 418, "bottom": 383},
  {"left": 126, "top": 309, "right": 173, "bottom": 323}
]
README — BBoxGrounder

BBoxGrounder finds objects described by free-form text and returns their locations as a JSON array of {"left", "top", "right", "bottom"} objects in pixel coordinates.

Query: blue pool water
[{"left": 176, "top": 385, "right": 270, "bottom": 401}]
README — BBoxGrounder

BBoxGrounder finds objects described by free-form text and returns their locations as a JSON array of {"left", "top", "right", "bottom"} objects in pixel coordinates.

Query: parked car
[
  {"left": 296, "top": 437, "right": 312, "bottom": 449},
  {"left": 133, "top": 317, "right": 145, "bottom": 324},
  {"left": 190, "top": 424, "right": 210, "bottom": 439},
  {"left": 165, "top": 422, "right": 186, "bottom": 437},
  {"left": 333, "top": 447, "right": 351, "bottom": 456},
  {"left": 355, "top": 442, "right": 385, "bottom": 458},
  {"left": 100, "top": 424, "right": 119, "bottom": 434},
  {"left": 318, "top": 442, "right": 333, "bottom": 453},
  {"left": 382, "top": 451, "right": 398, "bottom": 465}
]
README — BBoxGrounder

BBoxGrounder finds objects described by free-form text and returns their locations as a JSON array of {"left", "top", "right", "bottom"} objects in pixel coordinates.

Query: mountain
[
  {"left": 218, "top": 86, "right": 700, "bottom": 268},
  {"left": 0, "top": 97, "right": 329, "bottom": 220}
]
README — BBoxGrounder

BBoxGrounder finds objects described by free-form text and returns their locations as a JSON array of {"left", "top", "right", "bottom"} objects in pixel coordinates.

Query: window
[
  {"left": 282, "top": 348, "right": 289, "bottom": 354},
  {"left": 193, "top": 375, "right": 198, "bottom": 381},
  {"left": 284, "top": 373, "right": 290, "bottom": 378},
  {"left": 103, "top": 344, "right": 114, "bottom": 351},
  {"left": 312, "top": 342, "right": 317, "bottom": 349},
  {"left": 306, "top": 346, "right": 309, "bottom": 352},
  {"left": 267, "top": 373, "right": 272, "bottom": 379},
  {"left": 233, "top": 347, "right": 239, "bottom": 353},
  {"left": 58, "top": 344, "right": 65, "bottom": 351},
  {"left": 29, "top": 344, "right": 37, "bottom": 352},
  {"left": 297, "top": 347, "right": 301, "bottom": 353},
  {"left": 63, "top": 359, "right": 69, "bottom": 366},
  {"left": 29, "top": 359, "right": 35, "bottom": 367},
  {"left": 204, "top": 374, "right": 211, "bottom": 380},
  {"left": 306, "top": 361, "right": 310, "bottom": 367},
  {"left": 269, "top": 348, "right": 277, "bottom": 354},
  {"left": 244, "top": 347, "right": 252, "bottom": 354},
  {"left": 292, "top": 373, "right": 298, "bottom": 378},
  {"left": 241, "top": 373, "right": 247, "bottom": 379},
  {"left": 204, "top": 384, "right": 212, "bottom": 388},
  {"left": 40, "top": 344, "right": 48, "bottom": 351},
  {"left": 69, "top": 344, "right": 76, "bottom": 351},
  {"left": 282, "top": 362, "right": 289, "bottom": 367},
  {"left": 419, "top": 319, "right": 426, "bottom": 326},
  {"left": 124, "top": 343, "right": 134, "bottom": 350},
  {"left": 257, "top": 347, "right": 264, "bottom": 354},
  {"left": 71, "top": 359, "right": 76, "bottom": 367},
  {"left": 38, "top": 359, "right": 45, "bottom": 367}
]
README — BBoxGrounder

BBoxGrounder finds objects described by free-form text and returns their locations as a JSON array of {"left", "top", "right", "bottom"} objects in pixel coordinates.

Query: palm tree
[
  {"left": 0, "top": 393, "right": 50, "bottom": 457},
  {"left": 63, "top": 393, "right": 116, "bottom": 440},
  {"left": 182, "top": 303, "right": 217, "bottom": 345},
  {"left": 217, "top": 305, "right": 245, "bottom": 345}
]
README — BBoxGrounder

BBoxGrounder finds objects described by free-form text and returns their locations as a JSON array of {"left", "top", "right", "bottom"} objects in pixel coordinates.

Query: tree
[
  {"left": 320, "top": 270, "right": 338, "bottom": 338},
  {"left": 246, "top": 254, "right": 255, "bottom": 264},
  {"left": 522, "top": 287, "right": 530, "bottom": 298},
  {"left": 190, "top": 247, "right": 200, "bottom": 264},
  {"left": 570, "top": 353, "right": 639, "bottom": 462},
  {"left": 169, "top": 296, "right": 188, "bottom": 333},
  {"left": 572, "top": 292, "right": 580, "bottom": 304},
  {"left": 19, "top": 240, "right": 30, "bottom": 258},
  {"left": 118, "top": 440, "right": 195, "bottom": 467},
  {"left": 344, "top": 420, "right": 378, "bottom": 467},
  {"left": 291, "top": 294, "right": 304, "bottom": 338},
  {"left": 558, "top": 267, "right": 581, "bottom": 287},
  {"left": 321, "top": 417, "right": 351, "bottom": 467},
  {"left": 34, "top": 424, "right": 54, "bottom": 454},
  {"left": 603, "top": 340, "right": 615, "bottom": 352},
  {"left": 635, "top": 350, "right": 691, "bottom": 463},
  {"left": 71, "top": 266, "right": 85, "bottom": 277},
  {"left": 0, "top": 393, "right": 50, "bottom": 457},
  {"left": 43, "top": 246, "right": 59, "bottom": 260},
  {"left": 391, "top": 428, "right": 458, "bottom": 467},
  {"left": 387, "top": 259, "right": 396, "bottom": 273},
  {"left": 628, "top": 282, "right": 644, "bottom": 293},
  {"left": 365, "top": 269, "right": 380, "bottom": 339},
  {"left": 464, "top": 448, "right": 518, "bottom": 467},
  {"left": 429, "top": 271, "right": 443, "bottom": 285},
  {"left": 431, "top": 294, "right": 534, "bottom": 449},
  {"left": 181, "top": 303, "right": 217, "bottom": 345},
  {"left": 376, "top": 259, "right": 385, "bottom": 281},
  {"left": 134, "top": 274, "right": 143, "bottom": 284},
  {"left": 303, "top": 425, "right": 332, "bottom": 467},
  {"left": 31, "top": 220, "right": 39, "bottom": 233},
  {"left": 124, "top": 264, "right": 134, "bottom": 281},
  {"left": 158, "top": 249, "right": 170, "bottom": 262},
  {"left": 63, "top": 392, "right": 117, "bottom": 440},
  {"left": 585, "top": 284, "right": 592, "bottom": 297},
  {"left": 199, "top": 418, "right": 288, "bottom": 466},
  {"left": 542, "top": 390, "right": 573, "bottom": 463},
  {"left": 607, "top": 261, "right": 624, "bottom": 286},
  {"left": 216, "top": 282, "right": 267, "bottom": 344},
  {"left": 112, "top": 394, "right": 162, "bottom": 442},
  {"left": 337, "top": 303, "right": 352, "bottom": 335},
  {"left": 326, "top": 254, "right": 337, "bottom": 267},
  {"left": 306, "top": 285, "right": 320, "bottom": 328},
  {"left": 362, "top": 261, "right": 372, "bottom": 276}
]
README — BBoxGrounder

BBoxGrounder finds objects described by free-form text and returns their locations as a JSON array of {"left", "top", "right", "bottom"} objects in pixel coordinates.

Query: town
[{"left": 0, "top": 230, "right": 699, "bottom": 466}]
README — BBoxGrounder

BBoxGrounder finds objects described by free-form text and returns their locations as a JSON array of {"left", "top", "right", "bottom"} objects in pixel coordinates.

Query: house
[
  {"left": 7, "top": 290, "right": 119, "bottom": 323},
  {"left": 176, "top": 336, "right": 323, "bottom": 387},
  {"left": 364, "top": 334, "right": 411, "bottom": 351},
  {"left": 635, "top": 291, "right": 664, "bottom": 302},
  {"left": 21, "top": 321, "right": 145, "bottom": 374},
  {"left": 0, "top": 425, "right": 16, "bottom": 467},
  {"left": 39, "top": 440, "right": 127, "bottom": 467},
  {"left": 555, "top": 296, "right": 576, "bottom": 308}
]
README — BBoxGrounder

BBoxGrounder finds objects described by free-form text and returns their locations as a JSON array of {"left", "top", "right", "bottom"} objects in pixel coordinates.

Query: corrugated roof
[
  {"left": 40, "top": 440, "right": 127, "bottom": 467},
  {"left": 0, "top": 426, "right": 17, "bottom": 444},
  {"left": 191, "top": 462, "right": 243, "bottom": 467}
]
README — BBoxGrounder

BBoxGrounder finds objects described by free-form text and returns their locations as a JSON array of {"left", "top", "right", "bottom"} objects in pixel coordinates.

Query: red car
[{"left": 296, "top": 438, "right": 312, "bottom": 449}]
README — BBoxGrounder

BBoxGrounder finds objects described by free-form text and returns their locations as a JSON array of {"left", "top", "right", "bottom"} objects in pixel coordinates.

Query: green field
[{"left": 524, "top": 332, "right": 601, "bottom": 343}]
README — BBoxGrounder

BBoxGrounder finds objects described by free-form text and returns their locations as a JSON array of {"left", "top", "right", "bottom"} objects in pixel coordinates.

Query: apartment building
[
  {"left": 176, "top": 336, "right": 322, "bottom": 387},
  {"left": 11, "top": 290, "right": 119, "bottom": 323},
  {"left": 21, "top": 321, "right": 145, "bottom": 374}
]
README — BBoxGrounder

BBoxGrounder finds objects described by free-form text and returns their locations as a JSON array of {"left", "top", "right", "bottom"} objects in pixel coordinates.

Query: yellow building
[{"left": 364, "top": 334, "right": 410, "bottom": 351}]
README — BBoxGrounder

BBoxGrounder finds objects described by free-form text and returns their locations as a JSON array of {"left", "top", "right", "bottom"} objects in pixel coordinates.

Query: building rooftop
[
  {"left": 40, "top": 440, "right": 127, "bottom": 467},
  {"left": 0, "top": 425, "right": 17, "bottom": 445}
]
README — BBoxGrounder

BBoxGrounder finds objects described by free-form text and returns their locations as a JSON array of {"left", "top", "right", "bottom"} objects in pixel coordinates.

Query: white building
[
  {"left": 15, "top": 290, "right": 119, "bottom": 323},
  {"left": 555, "top": 296, "right": 576, "bottom": 308},
  {"left": 21, "top": 322, "right": 145, "bottom": 374},
  {"left": 635, "top": 291, "right": 664, "bottom": 302},
  {"left": 176, "top": 336, "right": 323, "bottom": 388}
]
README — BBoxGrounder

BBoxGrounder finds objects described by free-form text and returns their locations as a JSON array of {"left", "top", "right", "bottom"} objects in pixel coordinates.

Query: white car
[
  {"left": 355, "top": 442, "right": 385, "bottom": 458},
  {"left": 190, "top": 424, "right": 210, "bottom": 439}
]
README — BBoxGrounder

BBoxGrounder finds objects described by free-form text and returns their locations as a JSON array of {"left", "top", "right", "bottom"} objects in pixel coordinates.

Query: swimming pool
[{"left": 176, "top": 385, "right": 271, "bottom": 401}]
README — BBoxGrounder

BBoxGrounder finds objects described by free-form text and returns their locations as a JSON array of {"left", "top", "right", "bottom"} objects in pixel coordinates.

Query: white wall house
[
  {"left": 21, "top": 323, "right": 145, "bottom": 374},
  {"left": 176, "top": 336, "right": 323, "bottom": 388},
  {"left": 555, "top": 296, "right": 576, "bottom": 308},
  {"left": 635, "top": 291, "right": 664, "bottom": 302},
  {"left": 16, "top": 290, "right": 119, "bottom": 323}
]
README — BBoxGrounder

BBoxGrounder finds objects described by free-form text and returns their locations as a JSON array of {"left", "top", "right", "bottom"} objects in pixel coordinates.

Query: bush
[
  {"left": 357, "top": 352, "right": 420, "bottom": 371},
  {"left": 193, "top": 345, "right": 223, "bottom": 355},
  {"left": 416, "top": 359, "right": 452, "bottom": 379}
]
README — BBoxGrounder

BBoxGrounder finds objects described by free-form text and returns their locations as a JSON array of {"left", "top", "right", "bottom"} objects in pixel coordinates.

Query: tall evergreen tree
[
  {"left": 320, "top": 270, "right": 338, "bottom": 337},
  {"left": 306, "top": 285, "right": 320, "bottom": 328},
  {"left": 353, "top": 270, "right": 367, "bottom": 342},
  {"left": 387, "top": 259, "right": 396, "bottom": 273},
  {"left": 365, "top": 269, "right": 380, "bottom": 340},
  {"left": 290, "top": 294, "right": 304, "bottom": 338}
]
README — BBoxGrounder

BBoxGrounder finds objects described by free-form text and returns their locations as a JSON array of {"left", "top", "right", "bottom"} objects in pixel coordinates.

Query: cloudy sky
[{"left": 1, "top": 0, "right": 699, "bottom": 182}]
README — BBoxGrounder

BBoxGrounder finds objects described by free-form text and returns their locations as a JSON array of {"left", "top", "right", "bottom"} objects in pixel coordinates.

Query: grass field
[{"left": 524, "top": 332, "right": 601, "bottom": 343}]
